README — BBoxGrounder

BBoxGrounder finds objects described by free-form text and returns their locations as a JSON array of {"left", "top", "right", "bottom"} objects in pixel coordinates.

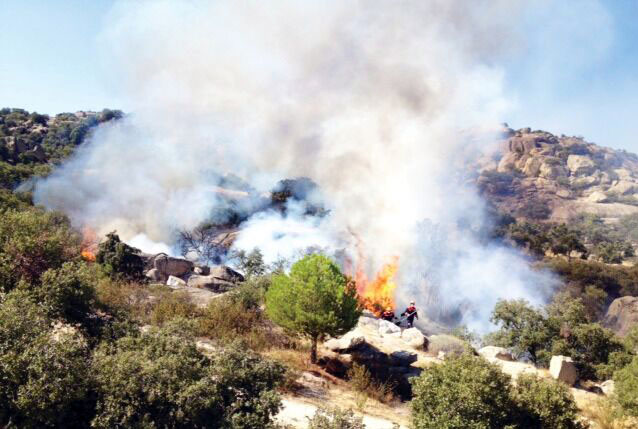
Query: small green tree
[
  {"left": 265, "top": 254, "right": 361, "bottom": 363},
  {"left": 410, "top": 353, "right": 514, "bottom": 429},
  {"left": 488, "top": 299, "right": 553, "bottom": 364},
  {"left": 549, "top": 224, "right": 588, "bottom": 261}
]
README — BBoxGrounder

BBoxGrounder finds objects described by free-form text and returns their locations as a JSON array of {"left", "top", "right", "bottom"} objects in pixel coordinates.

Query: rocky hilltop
[{"left": 478, "top": 127, "right": 638, "bottom": 222}]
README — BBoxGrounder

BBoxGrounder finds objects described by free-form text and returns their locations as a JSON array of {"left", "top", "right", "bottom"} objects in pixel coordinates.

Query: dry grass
[
  {"left": 347, "top": 363, "right": 396, "bottom": 405},
  {"left": 581, "top": 398, "right": 638, "bottom": 429}
]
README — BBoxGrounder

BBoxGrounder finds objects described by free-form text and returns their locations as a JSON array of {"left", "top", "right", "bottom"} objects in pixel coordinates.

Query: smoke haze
[{"left": 34, "top": 0, "right": 573, "bottom": 330}]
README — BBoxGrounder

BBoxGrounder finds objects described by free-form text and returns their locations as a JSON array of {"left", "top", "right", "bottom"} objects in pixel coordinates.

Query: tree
[
  {"left": 410, "top": 353, "right": 514, "bottom": 429},
  {"left": 178, "top": 222, "right": 225, "bottom": 265},
  {"left": 96, "top": 232, "right": 144, "bottom": 280},
  {"left": 265, "top": 254, "right": 361, "bottom": 363},
  {"left": 488, "top": 299, "right": 553, "bottom": 364},
  {"left": 232, "top": 248, "right": 267, "bottom": 278},
  {"left": 548, "top": 224, "right": 587, "bottom": 261}
]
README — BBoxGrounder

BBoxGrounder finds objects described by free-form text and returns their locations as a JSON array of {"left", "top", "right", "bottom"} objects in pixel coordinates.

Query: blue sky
[{"left": 1, "top": 0, "right": 637, "bottom": 151}]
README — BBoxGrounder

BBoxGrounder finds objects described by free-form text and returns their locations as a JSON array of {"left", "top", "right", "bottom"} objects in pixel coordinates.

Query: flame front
[
  {"left": 81, "top": 227, "right": 97, "bottom": 262},
  {"left": 355, "top": 257, "right": 398, "bottom": 315}
]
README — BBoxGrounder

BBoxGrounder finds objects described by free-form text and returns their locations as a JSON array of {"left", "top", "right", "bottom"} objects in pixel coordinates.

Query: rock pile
[{"left": 144, "top": 253, "right": 244, "bottom": 294}]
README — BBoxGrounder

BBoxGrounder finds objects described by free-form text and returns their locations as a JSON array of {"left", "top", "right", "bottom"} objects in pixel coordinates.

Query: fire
[
  {"left": 354, "top": 257, "right": 399, "bottom": 316},
  {"left": 80, "top": 227, "right": 98, "bottom": 262}
]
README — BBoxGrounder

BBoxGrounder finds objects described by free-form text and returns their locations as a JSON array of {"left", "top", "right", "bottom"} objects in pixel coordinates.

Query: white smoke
[{"left": 34, "top": 0, "right": 570, "bottom": 330}]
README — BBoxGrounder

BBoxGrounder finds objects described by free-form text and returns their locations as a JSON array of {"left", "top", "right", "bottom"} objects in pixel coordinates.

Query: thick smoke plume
[{"left": 35, "top": 0, "right": 561, "bottom": 330}]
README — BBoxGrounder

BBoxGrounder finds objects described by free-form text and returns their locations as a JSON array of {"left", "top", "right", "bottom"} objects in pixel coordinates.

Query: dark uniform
[{"left": 401, "top": 305, "right": 418, "bottom": 328}]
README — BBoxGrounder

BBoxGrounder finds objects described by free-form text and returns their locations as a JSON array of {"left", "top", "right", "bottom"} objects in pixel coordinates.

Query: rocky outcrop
[
  {"left": 478, "top": 346, "right": 514, "bottom": 362},
  {"left": 603, "top": 296, "right": 638, "bottom": 336},
  {"left": 478, "top": 128, "right": 638, "bottom": 221},
  {"left": 187, "top": 274, "right": 235, "bottom": 292},
  {"left": 549, "top": 355, "right": 578, "bottom": 386},
  {"left": 151, "top": 254, "right": 194, "bottom": 279}
]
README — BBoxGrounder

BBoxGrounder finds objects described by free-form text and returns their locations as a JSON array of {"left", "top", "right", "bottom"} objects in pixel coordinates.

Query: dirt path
[{"left": 276, "top": 397, "right": 408, "bottom": 428}]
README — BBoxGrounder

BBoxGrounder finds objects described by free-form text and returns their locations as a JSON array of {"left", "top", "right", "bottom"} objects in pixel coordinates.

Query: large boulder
[
  {"left": 402, "top": 328, "right": 427, "bottom": 350},
  {"left": 567, "top": 155, "right": 596, "bottom": 176},
  {"left": 152, "top": 254, "right": 194, "bottom": 278},
  {"left": 166, "top": 275, "right": 187, "bottom": 289},
  {"left": 608, "top": 180, "right": 637, "bottom": 195},
  {"left": 539, "top": 162, "right": 568, "bottom": 180},
  {"left": 145, "top": 268, "right": 163, "bottom": 282},
  {"left": 478, "top": 346, "right": 514, "bottom": 362},
  {"left": 210, "top": 265, "right": 245, "bottom": 283},
  {"left": 549, "top": 355, "right": 578, "bottom": 386},
  {"left": 378, "top": 320, "right": 401, "bottom": 335},
  {"left": 603, "top": 296, "right": 638, "bottom": 336},
  {"left": 324, "top": 331, "right": 366, "bottom": 352},
  {"left": 187, "top": 274, "right": 235, "bottom": 292}
]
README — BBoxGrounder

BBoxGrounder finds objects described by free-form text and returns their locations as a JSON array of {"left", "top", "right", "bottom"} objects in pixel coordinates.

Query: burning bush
[{"left": 96, "top": 232, "right": 144, "bottom": 280}]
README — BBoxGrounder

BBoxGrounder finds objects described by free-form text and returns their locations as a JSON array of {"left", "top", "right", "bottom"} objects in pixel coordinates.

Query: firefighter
[
  {"left": 401, "top": 301, "right": 418, "bottom": 328},
  {"left": 381, "top": 307, "right": 395, "bottom": 322}
]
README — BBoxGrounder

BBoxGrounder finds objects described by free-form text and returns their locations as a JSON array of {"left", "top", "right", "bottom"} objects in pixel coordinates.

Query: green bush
[
  {"left": 411, "top": 354, "right": 584, "bottom": 429},
  {"left": 0, "top": 208, "right": 81, "bottom": 289},
  {"left": 265, "top": 254, "right": 361, "bottom": 363},
  {"left": 35, "top": 261, "right": 97, "bottom": 324},
  {"left": 411, "top": 353, "right": 514, "bottom": 429},
  {"left": 0, "top": 290, "right": 93, "bottom": 428},
  {"left": 511, "top": 374, "right": 584, "bottom": 429},
  {"left": 91, "top": 324, "right": 285, "bottom": 428},
  {"left": 307, "top": 407, "right": 365, "bottom": 429},
  {"left": 614, "top": 356, "right": 638, "bottom": 416}
]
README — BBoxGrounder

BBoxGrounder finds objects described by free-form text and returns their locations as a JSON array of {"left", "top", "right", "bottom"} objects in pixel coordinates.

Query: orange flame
[
  {"left": 354, "top": 257, "right": 399, "bottom": 316},
  {"left": 80, "top": 227, "right": 98, "bottom": 262}
]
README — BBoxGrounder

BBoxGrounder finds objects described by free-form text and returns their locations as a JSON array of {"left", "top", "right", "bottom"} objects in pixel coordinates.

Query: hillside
[
  {"left": 478, "top": 127, "right": 638, "bottom": 223},
  {"left": 0, "top": 107, "right": 122, "bottom": 190},
  {"left": 1, "top": 109, "right": 638, "bottom": 428}
]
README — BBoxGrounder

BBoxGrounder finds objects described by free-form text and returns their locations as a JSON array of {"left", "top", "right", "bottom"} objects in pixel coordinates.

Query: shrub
[
  {"left": 307, "top": 407, "right": 365, "bottom": 429},
  {"left": 197, "top": 290, "right": 278, "bottom": 351},
  {"left": 35, "top": 261, "right": 97, "bottom": 324},
  {"left": 410, "top": 353, "right": 514, "bottom": 429},
  {"left": 614, "top": 356, "right": 638, "bottom": 416},
  {"left": 265, "top": 254, "right": 361, "bottom": 363},
  {"left": 512, "top": 374, "right": 584, "bottom": 429},
  {"left": 149, "top": 290, "right": 200, "bottom": 327},
  {"left": 348, "top": 363, "right": 396, "bottom": 404},
  {"left": 91, "top": 324, "right": 285, "bottom": 428},
  {"left": 0, "top": 208, "right": 81, "bottom": 289},
  {"left": 0, "top": 291, "right": 93, "bottom": 428}
]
